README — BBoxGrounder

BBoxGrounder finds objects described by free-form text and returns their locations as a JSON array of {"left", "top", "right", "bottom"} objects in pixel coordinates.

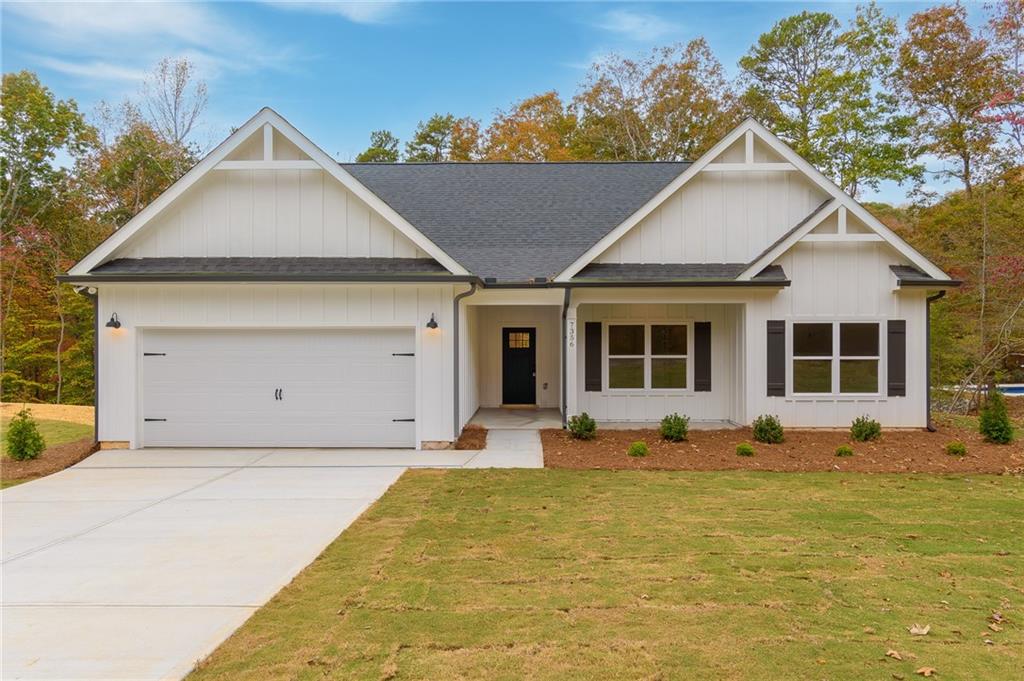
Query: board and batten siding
[
  {"left": 473, "top": 305, "right": 562, "bottom": 410},
  {"left": 574, "top": 303, "right": 743, "bottom": 423},
  {"left": 596, "top": 170, "right": 829, "bottom": 265},
  {"left": 113, "top": 169, "right": 429, "bottom": 260},
  {"left": 96, "top": 283, "right": 455, "bottom": 447},
  {"left": 745, "top": 241, "right": 928, "bottom": 426}
]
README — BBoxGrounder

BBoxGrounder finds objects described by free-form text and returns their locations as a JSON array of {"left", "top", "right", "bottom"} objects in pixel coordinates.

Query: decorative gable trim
[
  {"left": 69, "top": 108, "right": 469, "bottom": 276},
  {"left": 553, "top": 118, "right": 950, "bottom": 283}
]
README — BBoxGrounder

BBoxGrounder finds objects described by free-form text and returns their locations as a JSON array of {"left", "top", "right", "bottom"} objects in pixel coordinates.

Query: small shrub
[
  {"left": 660, "top": 413, "right": 689, "bottom": 442},
  {"left": 628, "top": 441, "right": 649, "bottom": 457},
  {"left": 946, "top": 441, "right": 967, "bottom": 457},
  {"left": 5, "top": 408, "right": 45, "bottom": 461},
  {"left": 850, "top": 415, "right": 882, "bottom": 442},
  {"left": 979, "top": 390, "right": 1014, "bottom": 444},
  {"left": 568, "top": 412, "right": 597, "bottom": 440},
  {"left": 835, "top": 444, "right": 854, "bottom": 457},
  {"left": 735, "top": 442, "right": 755, "bottom": 457},
  {"left": 752, "top": 414, "right": 784, "bottom": 444}
]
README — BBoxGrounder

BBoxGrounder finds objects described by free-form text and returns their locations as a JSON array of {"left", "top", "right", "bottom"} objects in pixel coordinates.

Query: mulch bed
[
  {"left": 541, "top": 424, "right": 1024, "bottom": 474},
  {"left": 454, "top": 425, "right": 488, "bottom": 450},
  {"left": 1, "top": 438, "right": 98, "bottom": 484}
]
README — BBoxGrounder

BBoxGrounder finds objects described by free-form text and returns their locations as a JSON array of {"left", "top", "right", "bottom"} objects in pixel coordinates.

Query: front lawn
[
  {"left": 1, "top": 416, "right": 95, "bottom": 487},
  {"left": 191, "top": 470, "right": 1022, "bottom": 680},
  {"left": 0, "top": 417, "right": 93, "bottom": 459}
]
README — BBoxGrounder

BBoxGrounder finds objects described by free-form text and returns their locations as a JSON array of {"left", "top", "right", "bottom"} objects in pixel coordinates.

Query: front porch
[{"left": 457, "top": 288, "right": 755, "bottom": 436}]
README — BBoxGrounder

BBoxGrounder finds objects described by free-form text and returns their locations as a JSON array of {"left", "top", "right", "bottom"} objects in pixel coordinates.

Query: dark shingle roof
[
  {"left": 890, "top": 265, "right": 960, "bottom": 288},
  {"left": 83, "top": 257, "right": 464, "bottom": 281},
  {"left": 572, "top": 263, "right": 788, "bottom": 285},
  {"left": 340, "top": 162, "right": 690, "bottom": 282}
]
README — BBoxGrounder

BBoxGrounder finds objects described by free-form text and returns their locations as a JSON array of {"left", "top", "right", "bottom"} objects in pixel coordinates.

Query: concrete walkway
[{"left": 1, "top": 444, "right": 540, "bottom": 680}]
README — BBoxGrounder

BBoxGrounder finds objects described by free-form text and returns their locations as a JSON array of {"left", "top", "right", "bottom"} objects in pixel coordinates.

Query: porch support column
[{"left": 563, "top": 300, "right": 579, "bottom": 424}]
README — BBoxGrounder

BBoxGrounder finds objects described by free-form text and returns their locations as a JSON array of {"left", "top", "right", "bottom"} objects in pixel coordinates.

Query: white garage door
[{"left": 141, "top": 328, "right": 416, "bottom": 447}]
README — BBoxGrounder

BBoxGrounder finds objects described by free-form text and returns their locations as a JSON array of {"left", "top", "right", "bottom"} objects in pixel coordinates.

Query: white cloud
[
  {"left": 31, "top": 56, "right": 149, "bottom": 83},
  {"left": 3, "top": 1, "right": 298, "bottom": 84},
  {"left": 594, "top": 8, "right": 681, "bottom": 42},
  {"left": 262, "top": 1, "right": 402, "bottom": 25}
]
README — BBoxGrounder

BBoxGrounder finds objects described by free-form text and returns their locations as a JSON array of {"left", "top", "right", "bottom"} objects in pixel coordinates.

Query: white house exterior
[{"left": 64, "top": 108, "right": 958, "bottom": 450}]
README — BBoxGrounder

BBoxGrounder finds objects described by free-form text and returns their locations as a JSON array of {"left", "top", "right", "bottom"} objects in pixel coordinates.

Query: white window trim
[
  {"left": 604, "top": 321, "right": 693, "bottom": 393},
  {"left": 788, "top": 319, "right": 884, "bottom": 398}
]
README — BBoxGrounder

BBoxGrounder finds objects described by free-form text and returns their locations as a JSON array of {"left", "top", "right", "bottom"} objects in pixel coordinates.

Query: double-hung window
[
  {"left": 792, "top": 322, "right": 880, "bottom": 394},
  {"left": 607, "top": 323, "right": 688, "bottom": 390}
]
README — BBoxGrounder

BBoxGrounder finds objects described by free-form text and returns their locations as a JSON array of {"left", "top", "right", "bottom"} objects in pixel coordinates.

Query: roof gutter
[
  {"left": 898, "top": 279, "right": 961, "bottom": 289},
  {"left": 58, "top": 274, "right": 482, "bottom": 284},
  {"left": 452, "top": 281, "right": 478, "bottom": 441}
]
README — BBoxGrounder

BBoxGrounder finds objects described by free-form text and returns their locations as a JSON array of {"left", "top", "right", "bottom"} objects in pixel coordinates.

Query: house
[{"left": 62, "top": 108, "right": 959, "bottom": 450}]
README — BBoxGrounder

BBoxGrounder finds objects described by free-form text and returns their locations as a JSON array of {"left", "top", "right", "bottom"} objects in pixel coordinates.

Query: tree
[
  {"left": 449, "top": 116, "right": 481, "bottom": 161},
  {"left": 482, "top": 92, "right": 577, "bottom": 161},
  {"left": 77, "top": 101, "right": 195, "bottom": 229},
  {"left": 897, "top": 4, "right": 1007, "bottom": 194},
  {"left": 1, "top": 71, "right": 95, "bottom": 235},
  {"left": 987, "top": 0, "right": 1024, "bottom": 163},
  {"left": 142, "top": 57, "right": 208, "bottom": 152},
  {"left": 356, "top": 130, "right": 400, "bottom": 162},
  {"left": 405, "top": 114, "right": 456, "bottom": 162},
  {"left": 739, "top": 5, "right": 918, "bottom": 197},
  {"left": 1, "top": 72, "right": 95, "bottom": 402},
  {"left": 573, "top": 39, "right": 740, "bottom": 161}
]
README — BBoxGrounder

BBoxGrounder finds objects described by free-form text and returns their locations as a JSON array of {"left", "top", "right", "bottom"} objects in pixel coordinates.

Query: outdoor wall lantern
[
  {"left": 105, "top": 313, "right": 122, "bottom": 329},
  {"left": 425, "top": 313, "right": 439, "bottom": 330}
]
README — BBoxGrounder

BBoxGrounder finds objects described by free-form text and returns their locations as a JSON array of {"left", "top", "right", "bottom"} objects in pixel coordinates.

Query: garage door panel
[{"left": 141, "top": 329, "right": 416, "bottom": 447}]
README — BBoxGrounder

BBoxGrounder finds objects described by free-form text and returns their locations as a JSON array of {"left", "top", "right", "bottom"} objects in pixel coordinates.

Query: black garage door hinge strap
[
  {"left": 143, "top": 352, "right": 166, "bottom": 356},
  {"left": 392, "top": 352, "right": 415, "bottom": 356},
  {"left": 144, "top": 418, "right": 167, "bottom": 422},
  {"left": 392, "top": 418, "right": 415, "bottom": 422}
]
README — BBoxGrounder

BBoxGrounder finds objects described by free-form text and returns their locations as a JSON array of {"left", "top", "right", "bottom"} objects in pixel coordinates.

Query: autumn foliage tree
[
  {"left": 482, "top": 92, "right": 577, "bottom": 161},
  {"left": 573, "top": 40, "right": 740, "bottom": 161},
  {"left": 897, "top": 4, "right": 1007, "bottom": 194}
]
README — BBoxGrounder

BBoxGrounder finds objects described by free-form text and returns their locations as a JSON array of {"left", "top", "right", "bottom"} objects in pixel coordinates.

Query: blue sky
[{"left": 1, "top": 1, "right": 990, "bottom": 203}]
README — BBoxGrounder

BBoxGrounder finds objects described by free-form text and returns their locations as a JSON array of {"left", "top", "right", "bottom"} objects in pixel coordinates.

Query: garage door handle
[
  {"left": 144, "top": 418, "right": 167, "bottom": 422},
  {"left": 392, "top": 352, "right": 414, "bottom": 357},
  {"left": 392, "top": 418, "right": 414, "bottom": 422}
]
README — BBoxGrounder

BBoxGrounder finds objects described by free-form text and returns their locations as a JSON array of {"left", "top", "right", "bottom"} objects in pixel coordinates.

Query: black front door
[{"left": 502, "top": 327, "right": 536, "bottom": 405}]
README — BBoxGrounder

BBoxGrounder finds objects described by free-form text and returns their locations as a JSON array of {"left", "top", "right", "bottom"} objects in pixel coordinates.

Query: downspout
[
  {"left": 75, "top": 287, "right": 99, "bottom": 444},
  {"left": 561, "top": 287, "right": 572, "bottom": 428},
  {"left": 926, "top": 290, "right": 946, "bottom": 432},
  {"left": 452, "top": 282, "right": 478, "bottom": 440}
]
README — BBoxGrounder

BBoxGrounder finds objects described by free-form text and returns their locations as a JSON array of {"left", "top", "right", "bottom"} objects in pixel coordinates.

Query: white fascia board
[
  {"left": 553, "top": 120, "right": 759, "bottom": 282},
  {"left": 740, "top": 119, "right": 950, "bottom": 281},
  {"left": 70, "top": 108, "right": 470, "bottom": 277},
  {"left": 259, "top": 110, "right": 470, "bottom": 275},
  {"left": 69, "top": 110, "right": 271, "bottom": 275},
  {"left": 555, "top": 117, "right": 950, "bottom": 283},
  {"left": 737, "top": 200, "right": 839, "bottom": 279}
]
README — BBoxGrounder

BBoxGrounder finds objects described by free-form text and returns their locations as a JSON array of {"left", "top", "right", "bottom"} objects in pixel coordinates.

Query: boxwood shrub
[
  {"left": 850, "top": 415, "right": 881, "bottom": 442},
  {"left": 568, "top": 412, "right": 597, "bottom": 440},
  {"left": 660, "top": 413, "right": 689, "bottom": 442},
  {"left": 628, "top": 441, "right": 649, "bottom": 457},
  {"left": 751, "top": 414, "right": 784, "bottom": 444}
]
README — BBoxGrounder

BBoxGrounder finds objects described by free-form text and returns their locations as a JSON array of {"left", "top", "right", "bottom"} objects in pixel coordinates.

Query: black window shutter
[
  {"left": 766, "top": 320, "right": 786, "bottom": 397},
  {"left": 887, "top": 320, "right": 906, "bottom": 397},
  {"left": 694, "top": 322, "right": 712, "bottom": 392},
  {"left": 584, "top": 322, "right": 602, "bottom": 392}
]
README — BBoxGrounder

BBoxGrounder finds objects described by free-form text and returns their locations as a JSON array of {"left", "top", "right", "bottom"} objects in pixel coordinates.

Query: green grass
[
  {"left": 1, "top": 417, "right": 93, "bottom": 458},
  {"left": 190, "top": 470, "right": 1023, "bottom": 680}
]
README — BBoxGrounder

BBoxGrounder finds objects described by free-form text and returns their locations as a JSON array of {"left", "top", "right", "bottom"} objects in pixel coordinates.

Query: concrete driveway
[{"left": 1, "top": 445, "right": 527, "bottom": 681}]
